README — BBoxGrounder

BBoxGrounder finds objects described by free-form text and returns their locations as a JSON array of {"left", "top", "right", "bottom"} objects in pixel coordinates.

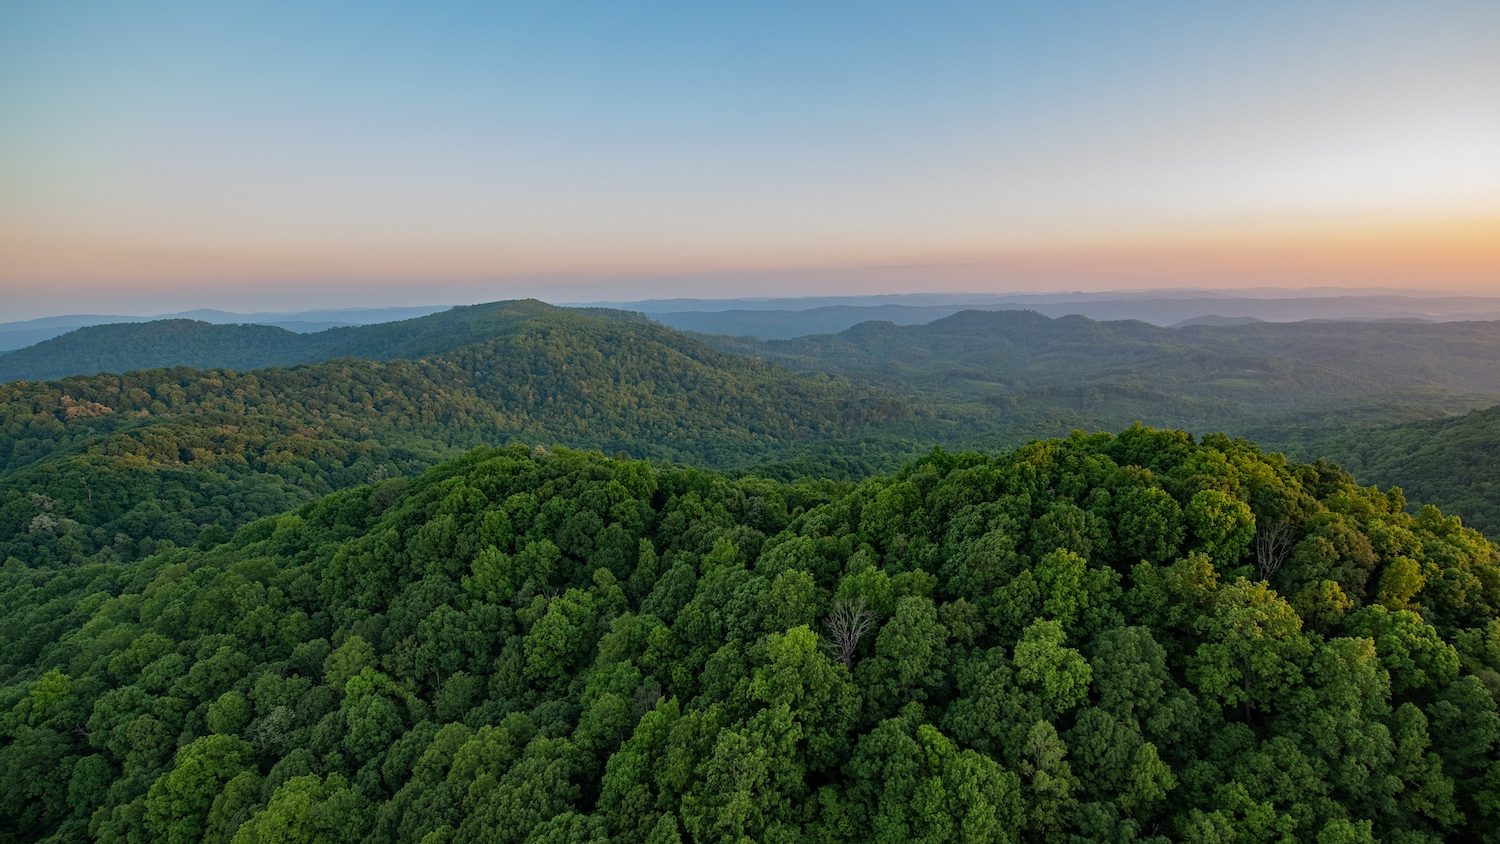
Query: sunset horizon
[{"left": 4, "top": 1, "right": 1497, "bottom": 318}]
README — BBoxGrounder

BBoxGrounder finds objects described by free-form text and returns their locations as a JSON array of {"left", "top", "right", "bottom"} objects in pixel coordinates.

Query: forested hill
[
  {"left": 8, "top": 301, "right": 1500, "bottom": 569},
  {"left": 0, "top": 301, "right": 650, "bottom": 383},
  {"left": 0, "top": 321, "right": 316, "bottom": 383},
  {"left": 1280, "top": 404, "right": 1500, "bottom": 537},
  {"left": 707, "top": 309, "right": 1500, "bottom": 432},
  {"left": 0, "top": 304, "right": 919, "bottom": 567},
  {"left": 3, "top": 430, "right": 1498, "bottom": 841}
]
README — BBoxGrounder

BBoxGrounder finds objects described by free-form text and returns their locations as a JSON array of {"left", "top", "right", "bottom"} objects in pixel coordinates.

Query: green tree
[
  {"left": 1185, "top": 489, "right": 1255, "bottom": 567},
  {"left": 144, "top": 735, "right": 255, "bottom": 844},
  {"left": 232, "top": 774, "right": 370, "bottom": 844},
  {"left": 845, "top": 710, "right": 1023, "bottom": 843},
  {"left": 1014, "top": 619, "right": 1091, "bottom": 718}
]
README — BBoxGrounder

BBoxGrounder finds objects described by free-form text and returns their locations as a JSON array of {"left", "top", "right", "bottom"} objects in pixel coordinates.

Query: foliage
[
  {"left": 708, "top": 309, "right": 1500, "bottom": 435},
  {"left": 0, "top": 302, "right": 919, "bottom": 564},
  {"left": 1283, "top": 405, "right": 1500, "bottom": 537},
  {"left": 4, "top": 431, "right": 1499, "bottom": 841}
]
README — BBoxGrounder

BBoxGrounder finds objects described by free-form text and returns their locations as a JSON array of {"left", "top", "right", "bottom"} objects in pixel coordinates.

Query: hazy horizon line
[{"left": 8, "top": 283, "right": 1500, "bottom": 324}]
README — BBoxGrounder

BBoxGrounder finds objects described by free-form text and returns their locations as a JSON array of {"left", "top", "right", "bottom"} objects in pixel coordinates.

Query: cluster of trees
[
  {"left": 0, "top": 304, "right": 920, "bottom": 566},
  {"left": 0, "top": 321, "right": 315, "bottom": 384},
  {"left": 4, "top": 428, "right": 1498, "bottom": 841},
  {"left": 8, "top": 300, "right": 1500, "bottom": 561},
  {"left": 707, "top": 309, "right": 1500, "bottom": 439},
  {"left": 1281, "top": 405, "right": 1500, "bottom": 537}
]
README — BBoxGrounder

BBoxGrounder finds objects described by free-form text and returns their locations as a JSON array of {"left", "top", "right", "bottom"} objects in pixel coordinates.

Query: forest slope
[
  {"left": 0, "top": 304, "right": 918, "bottom": 566},
  {"left": 707, "top": 310, "right": 1500, "bottom": 438},
  {"left": 0, "top": 321, "right": 315, "bottom": 381},
  {"left": 0, "top": 301, "right": 648, "bottom": 383},
  {"left": 8, "top": 303, "right": 1500, "bottom": 572},
  {"left": 2, "top": 430, "right": 1498, "bottom": 841},
  {"left": 1280, "top": 404, "right": 1500, "bottom": 537}
]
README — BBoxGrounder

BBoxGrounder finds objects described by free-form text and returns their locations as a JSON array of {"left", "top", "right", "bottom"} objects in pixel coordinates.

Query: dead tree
[
  {"left": 1254, "top": 518, "right": 1293, "bottom": 581},
  {"left": 823, "top": 596, "right": 876, "bottom": 668}
]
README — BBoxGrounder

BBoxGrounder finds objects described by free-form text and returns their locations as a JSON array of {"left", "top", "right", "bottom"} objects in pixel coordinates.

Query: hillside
[
  {"left": 0, "top": 301, "right": 649, "bottom": 383},
  {"left": 1280, "top": 405, "right": 1500, "bottom": 536},
  {"left": 707, "top": 310, "right": 1500, "bottom": 436},
  {"left": 0, "top": 306, "right": 449, "bottom": 355},
  {"left": 0, "top": 302, "right": 920, "bottom": 566},
  {"left": 635, "top": 294, "right": 1500, "bottom": 338},
  {"left": 0, "top": 321, "right": 318, "bottom": 382},
  {"left": 2, "top": 431, "right": 1497, "bottom": 841}
]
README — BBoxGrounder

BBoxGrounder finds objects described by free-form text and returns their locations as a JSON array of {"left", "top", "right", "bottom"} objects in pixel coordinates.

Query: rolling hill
[
  {"left": 0, "top": 305, "right": 449, "bottom": 353},
  {"left": 0, "top": 301, "right": 654, "bottom": 383},
  {"left": 0, "top": 321, "right": 318, "bottom": 382},
  {"left": 1278, "top": 404, "right": 1500, "bottom": 536},
  {"left": 705, "top": 309, "right": 1500, "bottom": 436},
  {"left": 0, "top": 302, "right": 921, "bottom": 566}
]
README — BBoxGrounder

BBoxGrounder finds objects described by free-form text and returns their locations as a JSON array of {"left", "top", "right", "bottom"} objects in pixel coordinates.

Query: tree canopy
[{"left": 4, "top": 429, "right": 1498, "bottom": 841}]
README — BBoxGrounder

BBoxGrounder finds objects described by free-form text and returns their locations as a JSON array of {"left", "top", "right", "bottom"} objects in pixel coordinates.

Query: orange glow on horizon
[{"left": 2, "top": 214, "right": 1495, "bottom": 299}]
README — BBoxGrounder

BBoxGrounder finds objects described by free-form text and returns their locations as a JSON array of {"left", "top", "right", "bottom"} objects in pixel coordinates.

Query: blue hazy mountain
[
  {"left": 609, "top": 293, "right": 1500, "bottom": 338},
  {"left": 0, "top": 305, "right": 448, "bottom": 351}
]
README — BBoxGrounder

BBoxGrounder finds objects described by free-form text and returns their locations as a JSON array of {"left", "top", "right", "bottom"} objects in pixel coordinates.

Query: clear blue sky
[{"left": 2, "top": 0, "right": 1497, "bottom": 317}]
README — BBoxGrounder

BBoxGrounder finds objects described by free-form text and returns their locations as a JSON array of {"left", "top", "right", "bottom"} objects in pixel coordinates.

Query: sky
[{"left": 2, "top": 0, "right": 1498, "bottom": 318}]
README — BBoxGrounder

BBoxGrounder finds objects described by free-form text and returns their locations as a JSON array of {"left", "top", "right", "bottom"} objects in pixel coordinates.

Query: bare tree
[
  {"left": 1254, "top": 518, "right": 1293, "bottom": 581},
  {"left": 823, "top": 596, "right": 876, "bottom": 668},
  {"left": 633, "top": 680, "right": 663, "bottom": 717}
]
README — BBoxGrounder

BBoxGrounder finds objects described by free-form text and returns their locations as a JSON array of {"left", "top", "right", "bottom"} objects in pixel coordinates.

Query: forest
[
  {"left": 7, "top": 300, "right": 1500, "bottom": 561},
  {"left": 3, "top": 302, "right": 1500, "bottom": 842},
  {"left": 8, "top": 0, "right": 1498, "bottom": 837},
  {"left": 704, "top": 309, "right": 1500, "bottom": 435},
  {"left": 1279, "top": 406, "right": 1500, "bottom": 538},
  {"left": 0, "top": 303, "right": 921, "bottom": 568},
  {"left": 3, "top": 430, "right": 1498, "bottom": 842}
]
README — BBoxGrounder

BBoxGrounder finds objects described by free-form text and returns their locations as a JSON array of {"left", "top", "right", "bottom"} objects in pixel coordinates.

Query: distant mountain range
[
  {"left": 0, "top": 303, "right": 647, "bottom": 382},
  {"left": 613, "top": 294, "right": 1500, "bottom": 339},
  {"left": 7, "top": 296, "right": 1500, "bottom": 537},
  {"left": 698, "top": 309, "right": 1500, "bottom": 435},
  {"left": 10, "top": 291, "right": 1500, "bottom": 350},
  {"left": 0, "top": 300, "right": 913, "bottom": 565},
  {"left": 10, "top": 304, "right": 1500, "bottom": 430},
  {"left": 0, "top": 305, "right": 448, "bottom": 351}
]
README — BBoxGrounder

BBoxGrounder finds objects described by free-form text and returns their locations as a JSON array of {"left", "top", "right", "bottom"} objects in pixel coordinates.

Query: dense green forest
[
  {"left": 0, "top": 302, "right": 655, "bottom": 383},
  {"left": 3, "top": 430, "right": 1499, "bottom": 842},
  {"left": 1280, "top": 405, "right": 1500, "bottom": 537},
  {"left": 705, "top": 310, "right": 1500, "bottom": 434},
  {"left": 6, "top": 300, "right": 1500, "bottom": 577},
  {"left": 4, "top": 301, "right": 1500, "bottom": 841},
  {"left": 0, "top": 303, "right": 920, "bottom": 567}
]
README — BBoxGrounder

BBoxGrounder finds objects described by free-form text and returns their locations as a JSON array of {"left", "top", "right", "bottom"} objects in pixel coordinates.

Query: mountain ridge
[
  {"left": 0, "top": 301, "right": 922, "bottom": 566},
  {"left": 0, "top": 301, "right": 650, "bottom": 383}
]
